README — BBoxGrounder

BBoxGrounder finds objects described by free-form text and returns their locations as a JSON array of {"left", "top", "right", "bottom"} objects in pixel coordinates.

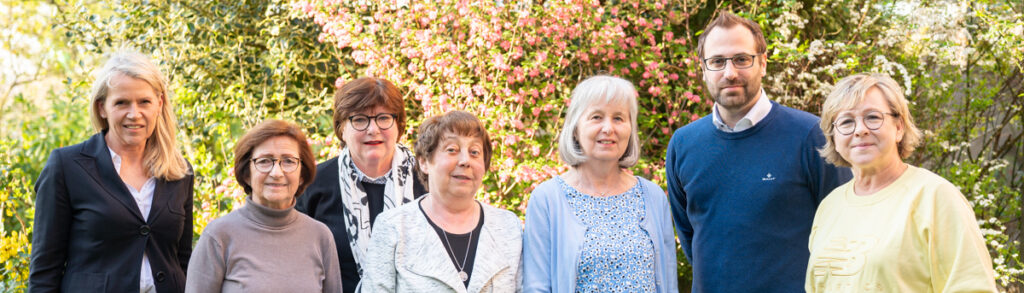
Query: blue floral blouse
[{"left": 557, "top": 177, "right": 656, "bottom": 292}]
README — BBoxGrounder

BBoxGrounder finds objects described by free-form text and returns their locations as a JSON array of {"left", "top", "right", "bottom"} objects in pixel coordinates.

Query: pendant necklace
[{"left": 442, "top": 228, "right": 473, "bottom": 282}]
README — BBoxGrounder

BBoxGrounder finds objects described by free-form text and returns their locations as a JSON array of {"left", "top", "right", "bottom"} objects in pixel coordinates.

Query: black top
[
  {"left": 29, "top": 132, "right": 194, "bottom": 293},
  {"left": 362, "top": 181, "right": 386, "bottom": 226},
  {"left": 420, "top": 200, "right": 484, "bottom": 288},
  {"left": 295, "top": 156, "right": 427, "bottom": 293}
]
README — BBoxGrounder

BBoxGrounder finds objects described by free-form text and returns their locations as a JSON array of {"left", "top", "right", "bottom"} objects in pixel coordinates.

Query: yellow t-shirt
[{"left": 805, "top": 165, "right": 997, "bottom": 292}]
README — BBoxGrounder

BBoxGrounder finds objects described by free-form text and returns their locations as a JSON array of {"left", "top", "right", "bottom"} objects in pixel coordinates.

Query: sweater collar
[{"left": 241, "top": 196, "right": 299, "bottom": 229}]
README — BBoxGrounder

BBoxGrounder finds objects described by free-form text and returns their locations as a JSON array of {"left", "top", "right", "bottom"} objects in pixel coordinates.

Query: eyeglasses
[
  {"left": 832, "top": 111, "right": 898, "bottom": 135},
  {"left": 251, "top": 157, "right": 300, "bottom": 173},
  {"left": 348, "top": 113, "right": 397, "bottom": 131},
  {"left": 702, "top": 54, "right": 758, "bottom": 71}
]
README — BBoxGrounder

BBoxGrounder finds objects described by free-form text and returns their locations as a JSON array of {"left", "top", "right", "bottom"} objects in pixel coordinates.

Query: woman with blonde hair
[
  {"left": 30, "top": 50, "right": 194, "bottom": 292},
  {"left": 806, "top": 73, "right": 997, "bottom": 292}
]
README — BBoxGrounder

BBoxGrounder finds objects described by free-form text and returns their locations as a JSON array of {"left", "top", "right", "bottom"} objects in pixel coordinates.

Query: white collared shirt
[
  {"left": 109, "top": 148, "right": 158, "bottom": 293},
  {"left": 712, "top": 88, "right": 773, "bottom": 132}
]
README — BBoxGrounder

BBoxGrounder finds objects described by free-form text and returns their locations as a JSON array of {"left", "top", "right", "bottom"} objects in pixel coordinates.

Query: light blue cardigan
[{"left": 522, "top": 176, "right": 679, "bottom": 293}]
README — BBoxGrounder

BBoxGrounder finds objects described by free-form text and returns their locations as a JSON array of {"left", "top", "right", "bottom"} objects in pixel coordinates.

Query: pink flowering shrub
[{"left": 295, "top": 0, "right": 707, "bottom": 213}]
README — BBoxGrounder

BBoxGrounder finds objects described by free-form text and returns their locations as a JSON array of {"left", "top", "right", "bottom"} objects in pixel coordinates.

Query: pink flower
[{"left": 648, "top": 86, "right": 661, "bottom": 96}]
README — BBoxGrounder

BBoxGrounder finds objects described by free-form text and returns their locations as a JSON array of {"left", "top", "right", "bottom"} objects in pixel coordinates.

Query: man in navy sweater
[{"left": 666, "top": 12, "right": 851, "bottom": 292}]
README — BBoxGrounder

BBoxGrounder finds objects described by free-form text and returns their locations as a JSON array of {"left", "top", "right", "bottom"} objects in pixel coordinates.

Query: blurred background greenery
[{"left": 2, "top": 0, "right": 1021, "bottom": 291}]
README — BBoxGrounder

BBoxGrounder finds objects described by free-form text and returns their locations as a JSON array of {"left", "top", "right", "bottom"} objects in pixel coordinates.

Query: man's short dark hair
[{"left": 696, "top": 12, "right": 768, "bottom": 60}]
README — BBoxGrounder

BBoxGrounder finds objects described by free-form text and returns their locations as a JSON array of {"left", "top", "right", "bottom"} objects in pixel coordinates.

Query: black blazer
[
  {"left": 296, "top": 157, "right": 425, "bottom": 293},
  {"left": 29, "top": 133, "right": 194, "bottom": 293}
]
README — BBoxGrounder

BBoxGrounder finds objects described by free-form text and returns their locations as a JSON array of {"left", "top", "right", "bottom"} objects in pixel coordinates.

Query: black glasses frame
[{"left": 348, "top": 113, "right": 398, "bottom": 131}]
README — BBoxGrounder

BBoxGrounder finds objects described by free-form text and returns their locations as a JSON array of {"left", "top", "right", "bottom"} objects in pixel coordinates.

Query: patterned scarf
[{"left": 337, "top": 144, "right": 417, "bottom": 279}]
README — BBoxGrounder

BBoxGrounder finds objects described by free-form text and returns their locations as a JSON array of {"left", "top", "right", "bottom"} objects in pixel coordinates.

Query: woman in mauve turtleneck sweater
[{"left": 186, "top": 120, "right": 341, "bottom": 292}]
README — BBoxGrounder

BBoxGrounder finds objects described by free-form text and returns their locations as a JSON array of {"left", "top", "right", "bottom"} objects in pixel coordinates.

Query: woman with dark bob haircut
[
  {"left": 186, "top": 119, "right": 341, "bottom": 292},
  {"left": 30, "top": 50, "right": 193, "bottom": 293},
  {"left": 297, "top": 77, "right": 426, "bottom": 293},
  {"left": 364, "top": 111, "right": 523, "bottom": 292}
]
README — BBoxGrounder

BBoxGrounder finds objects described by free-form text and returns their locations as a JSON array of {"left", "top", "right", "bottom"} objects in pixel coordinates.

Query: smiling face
[
  {"left": 575, "top": 100, "right": 632, "bottom": 164},
  {"left": 99, "top": 74, "right": 164, "bottom": 151},
  {"left": 419, "top": 132, "right": 486, "bottom": 199},
  {"left": 341, "top": 105, "right": 399, "bottom": 168},
  {"left": 834, "top": 87, "right": 904, "bottom": 171},
  {"left": 248, "top": 136, "right": 303, "bottom": 209},
  {"left": 701, "top": 25, "right": 767, "bottom": 114}
]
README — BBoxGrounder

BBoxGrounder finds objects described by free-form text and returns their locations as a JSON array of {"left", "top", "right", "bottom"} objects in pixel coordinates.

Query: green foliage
[
  {"left": 53, "top": 0, "right": 347, "bottom": 234},
  {"left": 0, "top": 80, "right": 91, "bottom": 292},
  {"left": 2, "top": 0, "right": 1022, "bottom": 291}
]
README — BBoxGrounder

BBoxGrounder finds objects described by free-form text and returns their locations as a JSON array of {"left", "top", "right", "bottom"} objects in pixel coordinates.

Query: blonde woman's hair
[
  {"left": 90, "top": 50, "right": 190, "bottom": 180},
  {"left": 557, "top": 75, "right": 641, "bottom": 168},
  {"left": 819, "top": 73, "right": 922, "bottom": 167}
]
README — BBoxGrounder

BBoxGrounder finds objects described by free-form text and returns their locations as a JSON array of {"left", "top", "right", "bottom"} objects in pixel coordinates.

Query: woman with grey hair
[
  {"left": 522, "top": 75, "right": 677, "bottom": 293},
  {"left": 805, "top": 73, "right": 997, "bottom": 292},
  {"left": 30, "top": 50, "right": 194, "bottom": 292}
]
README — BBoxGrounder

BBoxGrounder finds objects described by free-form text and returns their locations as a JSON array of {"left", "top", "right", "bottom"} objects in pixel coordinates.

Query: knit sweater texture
[
  {"left": 185, "top": 196, "right": 342, "bottom": 293},
  {"left": 665, "top": 101, "right": 851, "bottom": 293}
]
